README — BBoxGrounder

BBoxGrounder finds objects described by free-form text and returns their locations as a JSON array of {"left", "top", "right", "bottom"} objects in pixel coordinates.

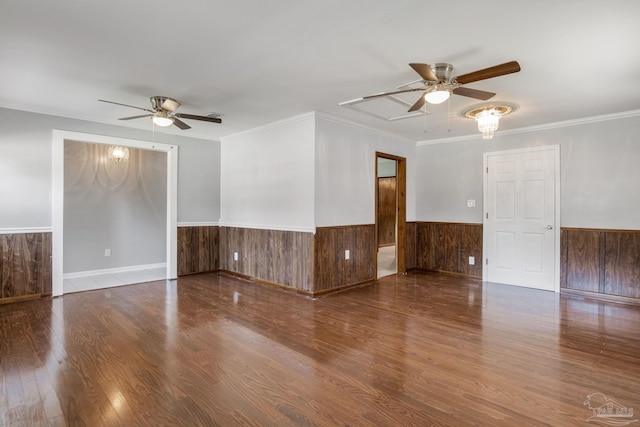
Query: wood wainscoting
[
  {"left": 407, "top": 222, "right": 640, "bottom": 302},
  {"left": 314, "top": 224, "right": 376, "bottom": 295},
  {"left": 409, "top": 222, "right": 483, "bottom": 277},
  {"left": 0, "top": 232, "right": 52, "bottom": 304},
  {"left": 405, "top": 222, "right": 417, "bottom": 270},
  {"left": 561, "top": 228, "right": 640, "bottom": 300},
  {"left": 219, "top": 227, "right": 314, "bottom": 294},
  {"left": 177, "top": 226, "right": 219, "bottom": 276}
]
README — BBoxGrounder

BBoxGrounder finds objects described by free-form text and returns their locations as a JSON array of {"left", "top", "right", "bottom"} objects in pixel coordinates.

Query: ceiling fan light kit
[
  {"left": 463, "top": 104, "right": 515, "bottom": 140},
  {"left": 424, "top": 86, "right": 450, "bottom": 104},
  {"left": 152, "top": 111, "right": 174, "bottom": 127}
]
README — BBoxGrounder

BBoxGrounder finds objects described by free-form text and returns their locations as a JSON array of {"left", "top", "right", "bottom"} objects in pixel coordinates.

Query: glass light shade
[
  {"left": 476, "top": 109, "right": 501, "bottom": 139},
  {"left": 425, "top": 89, "right": 450, "bottom": 105},
  {"left": 107, "top": 145, "right": 130, "bottom": 162},
  {"left": 152, "top": 112, "right": 174, "bottom": 127}
]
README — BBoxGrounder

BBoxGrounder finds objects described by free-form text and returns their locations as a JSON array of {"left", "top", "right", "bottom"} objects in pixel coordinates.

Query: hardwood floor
[{"left": 1, "top": 272, "right": 639, "bottom": 426}]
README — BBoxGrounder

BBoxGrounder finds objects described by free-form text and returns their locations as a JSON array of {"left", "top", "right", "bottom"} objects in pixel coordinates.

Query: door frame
[
  {"left": 482, "top": 145, "right": 561, "bottom": 292},
  {"left": 52, "top": 130, "right": 178, "bottom": 297},
  {"left": 375, "top": 152, "right": 407, "bottom": 274}
]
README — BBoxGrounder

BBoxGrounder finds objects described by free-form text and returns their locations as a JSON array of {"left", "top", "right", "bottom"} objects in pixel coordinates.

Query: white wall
[
  {"left": 315, "top": 115, "right": 416, "bottom": 227},
  {"left": 177, "top": 138, "right": 220, "bottom": 225},
  {"left": 415, "top": 113, "right": 640, "bottom": 230},
  {"left": 220, "top": 113, "right": 316, "bottom": 232},
  {"left": 0, "top": 107, "right": 221, "bottom": 231}
]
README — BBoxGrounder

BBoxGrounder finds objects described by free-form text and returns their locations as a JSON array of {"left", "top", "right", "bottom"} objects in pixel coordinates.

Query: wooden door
[{"left": 377, "top": 177, "right": 396, "bottom": 247}]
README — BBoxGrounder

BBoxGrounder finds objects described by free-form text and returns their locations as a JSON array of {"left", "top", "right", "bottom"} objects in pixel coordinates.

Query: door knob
[{"left": 546, "top": 225, "right": 553, "bottom": 230}]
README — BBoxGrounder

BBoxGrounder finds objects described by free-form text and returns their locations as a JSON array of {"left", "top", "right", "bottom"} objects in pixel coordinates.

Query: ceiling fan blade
[
  {"left": 161, "top": 98, "right": 181, "bottom": 112},
  {"left": 118, "top": 114, "right": 153, "bottom": 121},
  {"left": 173, "top": 118, "right": 191, "bottom": 130},
  {"left": 363, "top": 87, "right": 425, "bottom": 100},
  {"left": 455, "top": 61, "right": 521, "bottom": 85},
  {"left": 98, "top": 99, "right": 154, "bottom": 113},
  {"left": 408, "top": 91, "right": 427, "bottom": 112},
  {"left": 409, "top": 63, "right": 438, "bottom": 82},
  {"left": 175, "top": 113, "right": 222, "bottom": 124},
  {"left": 452, "top": 87, "right": 496, "bottom": 100}
]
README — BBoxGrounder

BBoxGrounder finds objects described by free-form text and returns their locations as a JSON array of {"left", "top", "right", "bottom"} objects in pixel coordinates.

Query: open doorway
[
  {"left": 52, "top": 130, "right": 178, "bottom": 296},
  {"left": 375, "top": 152, "right": 406, "bottom": 279}
]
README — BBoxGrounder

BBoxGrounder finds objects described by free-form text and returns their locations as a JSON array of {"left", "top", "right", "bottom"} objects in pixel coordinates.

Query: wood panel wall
[
  {"left": 5, "top": 225, "right": 638, "bottom": 304},
  {"left": 219, "top": 227, "right": 314, "bottom": 293},
  {"left": 314, "top": 225, "right": 376, "bottom": 295},
  {"left": 177, "top": 226, "right": 219, "bottom": 276},
  {"left": 377, "top": 177, "right": 396, "bottom": 247},
  {"left": 0, "top": 232, "right": 52, "bottom": 303},
  {"left": 405, "top": 222, "right": 417, "bottom": 270},
  {"left": 561, "top": 228, "right": 640, "bottom": 299},
  {"left": 413, "top": 222, "right": 483, "bottom": 277}
]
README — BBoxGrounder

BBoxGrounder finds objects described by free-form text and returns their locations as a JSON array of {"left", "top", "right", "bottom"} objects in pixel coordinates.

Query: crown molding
[
  {"left": 417, "top": 109, "right": 640, "bottom": 146},
  {"left": 0, "top": 104, "right": 221, "bottom": 143},
  {"left": 221, "top": 112, "right": 316, "bottom": 141},
  {"left": 314, "top": 112, "right": 416, "bottom": 145}
]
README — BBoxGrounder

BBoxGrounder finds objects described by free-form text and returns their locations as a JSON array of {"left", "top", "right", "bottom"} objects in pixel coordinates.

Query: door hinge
[
  {"left": 486, "top": 212, "right": 488, "bottom": 219},
  {"left": 485, "top": 258, "right": 488, "bottom": 265},
  {"left": 486, "top": 166, "right": 488, "bottom": 173}
]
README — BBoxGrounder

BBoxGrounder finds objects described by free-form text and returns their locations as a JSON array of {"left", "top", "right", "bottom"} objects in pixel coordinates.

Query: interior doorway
[
  {"left": 52, "top": 130, "right": 178, "bottom": 297},
  {"left": 375, "top": 152, "right": 406, "bottom": 279},
  {"left": 483, "top": 145, "right": 560, "bottom": 292}
]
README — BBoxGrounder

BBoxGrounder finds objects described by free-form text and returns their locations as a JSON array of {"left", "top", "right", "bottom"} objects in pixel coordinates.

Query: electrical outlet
[
  {"left": 233, "top": 252, "right": 238, "bottom": 261},
  {"left": 345, "top": 250, "right": 350, "bottom": 260},
  {"left": 467, "top": 199, "right": 476, "bottom": 208},
  {"left": 105, "top": 249, "right": 111, "bottom": 257},
  {"left": 469, "top": 256, "right": 475, "bottom": 265}
]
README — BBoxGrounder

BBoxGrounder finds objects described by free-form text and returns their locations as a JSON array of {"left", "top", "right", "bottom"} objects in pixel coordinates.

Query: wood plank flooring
[{"left": 1, "top": 272, "right": 639, "bottom": 426}]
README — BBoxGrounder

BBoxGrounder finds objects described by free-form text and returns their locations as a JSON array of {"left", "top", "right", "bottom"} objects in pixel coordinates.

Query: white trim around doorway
[{"left": 51, "top": 130, "right": 178, "bottom": 297}]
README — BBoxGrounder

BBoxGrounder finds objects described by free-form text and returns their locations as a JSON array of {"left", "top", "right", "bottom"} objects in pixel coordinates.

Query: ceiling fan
[
  {"left": 98, "top": 96, "right": 222, "bottom": 130},
  {"left": 362, "top": 61, "right": 521, "bottom": 112}
]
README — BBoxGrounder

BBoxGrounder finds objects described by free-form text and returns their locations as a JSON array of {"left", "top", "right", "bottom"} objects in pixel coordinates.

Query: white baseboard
[{"left": 64, "top": 263, "right": 166, "bottom": 279}]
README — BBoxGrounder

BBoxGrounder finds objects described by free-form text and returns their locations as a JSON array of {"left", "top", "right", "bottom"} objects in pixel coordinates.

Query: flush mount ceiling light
[
  {"left": 463, "top": 104, "right": 516, "bottom": 139},
  {"left": 107, "top": 145, "right": 130, "bottom": 162},
  {"left": 152, "top": 111, "right": 175, "bottom": 127}
]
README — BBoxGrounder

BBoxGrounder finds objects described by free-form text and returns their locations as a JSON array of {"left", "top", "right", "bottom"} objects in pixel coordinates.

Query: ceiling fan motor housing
[
  {"left": 151, "top": 96, "right": 180, "bottom": 112},
  {"left": 430, "top": 63, "right": 454, "bottom": 82}
]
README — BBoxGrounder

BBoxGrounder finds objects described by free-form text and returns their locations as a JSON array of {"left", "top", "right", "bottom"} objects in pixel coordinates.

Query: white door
[{"left": 483, "top": 146, "right": 560, "bottom": 292}]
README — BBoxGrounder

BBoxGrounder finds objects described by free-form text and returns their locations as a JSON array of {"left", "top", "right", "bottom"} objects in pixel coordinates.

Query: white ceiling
[{"left": 2, "top": 1, "right": 639, "bottom": 142}]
